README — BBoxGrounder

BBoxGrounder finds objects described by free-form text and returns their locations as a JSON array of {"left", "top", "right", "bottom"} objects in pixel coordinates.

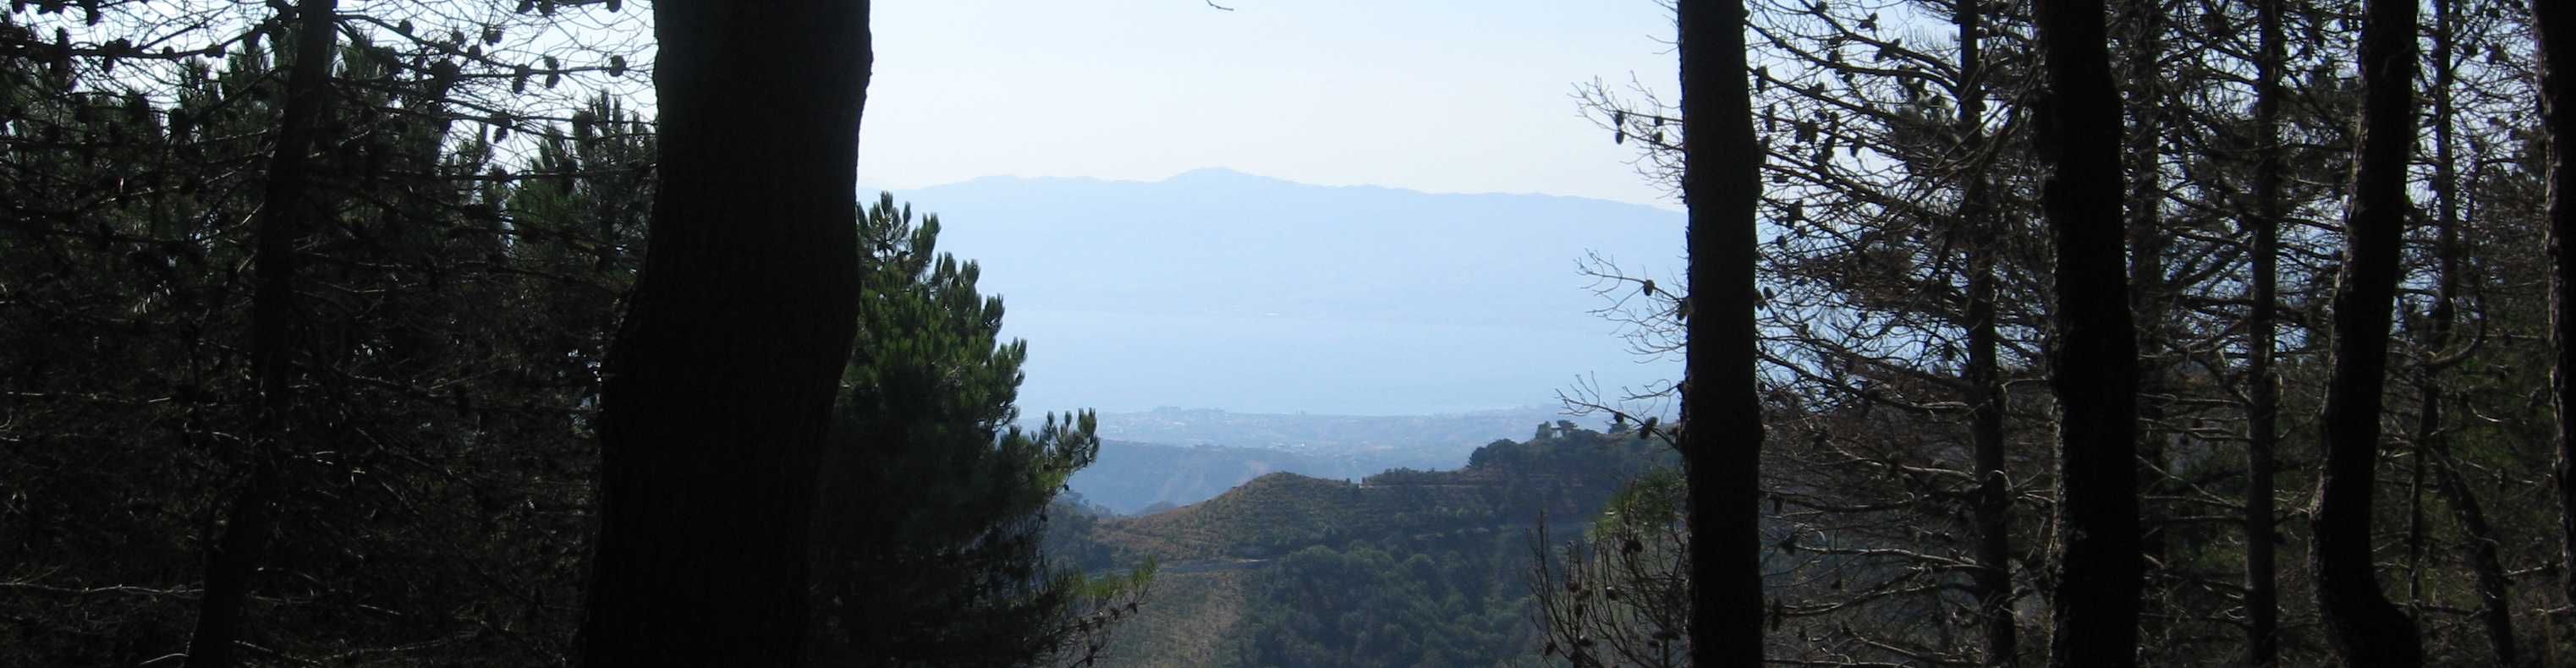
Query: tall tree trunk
[
  {"left": 2242, "top": 0, "right": 2285, "bottom": 662},
  {"left": 1966, "top": 216, "right": 2015, "bottom": 668},
  {"left": 577, "top": 3, "right": 872, "bottom": 665},
  {"left": 2307, "top": 0, "right": 2422, "bottom": 661},
  {"left": 1967, "top": 235, "right": 2015, "bottom": 668},
  {"left": 2031, "top": 0, "right": 2144, "bottom": 665},
  {"left": 2535, "top": 0, "right": 2576, "bottom": 639},
  {"left": 184, "top": 2, "right": 338, "bottom": 665},
  {"left": 2539, "top": 0, "right": 2576, "bottom": 629},
  {"left": 1677, "top": 0, "right": 1766, "bottom": 665},
  {"left": 1957, "top": 1, "right": 2016, "bottom": 662},
  {"left": 2419, "top": 0, "right": 2518, "bottom": 660},
  {"left": 2118, "top": 1, "right": 2171, "bottom": 650}
]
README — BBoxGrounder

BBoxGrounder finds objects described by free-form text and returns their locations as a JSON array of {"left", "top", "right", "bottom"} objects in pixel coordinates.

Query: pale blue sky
[{"left": 856, "top": 0, "right": 1681, "bottom": 208}]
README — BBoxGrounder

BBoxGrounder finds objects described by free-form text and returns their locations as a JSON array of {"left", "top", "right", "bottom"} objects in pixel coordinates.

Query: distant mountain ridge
[
  {"left": 1065, "top": 405, "right": 1590, "bottom": 513},
  {"left": 1095, "top": 405, "right": 1569, "bottom": 452},
  {"left": 1070, "top": 441, "right": 1354, "bottom": 516},
  {"left": 886, "top": 167, "right": 1683, "bottom": 416},
  {"left": 1089, "top": 428, "right": 1666, "bottom": 562}
]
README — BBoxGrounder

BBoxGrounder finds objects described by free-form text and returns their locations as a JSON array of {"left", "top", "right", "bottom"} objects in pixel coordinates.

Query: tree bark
[
  {"left": 1966, "top": 207, "right": 2015, "bottom": 668},
  {"left": 2418, "top": 1, "right": 2518, "bottom": 660},
  {"left": 2242, "top": 0, "right": 2285, "bottom": 662},
  {"left": 577, "top": 3, "right": 872, "bottom": 665},
  {"left": 2430, "top": 449, "right": 2518, "bottom": 665},
  {"left": 2307, "top": 0, "right": 2422, "bottom": 662},
  {"left": 2117, "top": 4, "right": 2173, "bottom": 654},
  {"left": 184, "top": 2, "right": 338, "bottom": 665},
  {"left": 1957, "top": 1, "right": 2015, "bottom": 661},
  {"left": 2030, "top": 0, "right": 2144, "bottom": 665},
  {"left": 2538, "top": 0, "right": 2576, "bottom": 629},
  {"left": 1678, "top": 0, "right": 1766, "bottom": 665}
]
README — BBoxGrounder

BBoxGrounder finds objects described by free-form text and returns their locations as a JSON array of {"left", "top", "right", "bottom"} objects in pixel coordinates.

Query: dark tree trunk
[
  {"left": 576, "top": 2, "right": 872, "bottom": 665},
  {"left": 1957, "top": 1, "right": 2015, "bottom": 662},
  {"left": 2539, "top": 0, "right": 2576, "bottom": 628},
  {"left": 1677, "top": 0, "right": 1766, "bottom": 665},
  {"left": 2242, "top": 0, "right": 2285, "bottom": 662},
  {"left": 2430, "top": 451, "right": 2518, "bottom": 665},
  {"left": 1966, "top": 214, "right": 2014, "bottom": 668},
  {"left": 184, "top": 2, "right": 338, "bottom": 665},
  {"left": 2120, "top": 0, "right": 2170, "bottom": 596},
  {"left": 2030, "top": 0, "right": 2143, "bottom": 665},
  {"left": 2419, "top": 1, "right": 2518, "bottom": 660},
  {"left": 2307, "top": 0, "right": 2422, "bottom": 661}
]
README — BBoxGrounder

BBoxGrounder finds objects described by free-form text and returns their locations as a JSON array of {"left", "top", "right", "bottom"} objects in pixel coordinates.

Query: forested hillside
[{"left": 1067, "top": 426, "right": 1673, "bottom": 666}]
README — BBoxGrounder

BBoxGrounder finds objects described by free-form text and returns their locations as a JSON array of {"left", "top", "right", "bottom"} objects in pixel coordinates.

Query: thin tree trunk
[
  {"left": 1966, "top": 219, "right": 2014, "bottom": 668},
  {"left": 2308, "top": 0, "right": 2422, "bottom": 661},
  {"left": 2031, "top": 0, "right": 2144, "bottom": 665},
  {"left": 2119, "top": 3, "right": 2171, "bottom": 651},
  {"left": 576, "top": 3, "right": 872, "bottom": 665},
  {"left": 2429, "top": 448, "right": 2518, "bottom": 664},
  {"left": 1957, "top": 0, "right": 2015, "bottom": 661},
  {"left": 2538, "top": 0, "right": 2576, "bottom": 630},
  {"left": 2417, "top": 0, "right": 2519, "bottom": 660},
  {"left": 184, "top": 3, "right": 338, "bottom": 665},
  {"left": 1678, "top": 0, "right": 1766, "bottom": 665},
  {"left": 2405, "top": 410, "right": 2429, "bottom": 611},
  {"left": 2242, "top": 0, "right": 2285, "bottom": 662}
]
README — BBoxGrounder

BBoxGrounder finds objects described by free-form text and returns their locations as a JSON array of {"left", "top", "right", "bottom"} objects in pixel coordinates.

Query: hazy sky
[{"left": 855, "top": 0, "right": 1682, "bottom": 208}]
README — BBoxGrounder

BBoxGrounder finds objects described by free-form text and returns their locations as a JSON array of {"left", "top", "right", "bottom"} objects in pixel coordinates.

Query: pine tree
[
  {"left": 1676, "top": 0, "right": 1766, "bottom": 665},
  {"left": 185, "top": 3, "right": 341, "bottom": 664},
  {"left": 810, "top": 195, "right": 1143, "bottom": 667},
  {"left": 2307, "top": 0, "right": 2424, "bottom": 661},
  {"left": 2029, "top": 0, "right": 2145, "bottom": 664},
  {"left": 2241, "top": 0, "right": 2288, "bottom": 661}
]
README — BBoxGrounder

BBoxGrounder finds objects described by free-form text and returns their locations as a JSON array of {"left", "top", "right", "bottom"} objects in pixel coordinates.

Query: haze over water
[{"left": 890, "top": 167, "right": 1685, "bottom": 416}]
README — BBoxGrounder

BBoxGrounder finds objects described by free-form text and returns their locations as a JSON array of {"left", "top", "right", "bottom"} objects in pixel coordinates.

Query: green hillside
[
  {"left": 1079, "top": 425, "right": 1673, "bottom": 666},
  {"left": 1096, "top": 425, "right": 1667, "bottom": 562},
  {"left": 1100, "top": 568, "right": 1258, "bottom": 667}
]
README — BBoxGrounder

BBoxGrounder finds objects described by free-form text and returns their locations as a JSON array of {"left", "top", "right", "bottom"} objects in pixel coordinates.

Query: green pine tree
[{"left": 810, "top": 194, "right": 1148, "bottom": 667}]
